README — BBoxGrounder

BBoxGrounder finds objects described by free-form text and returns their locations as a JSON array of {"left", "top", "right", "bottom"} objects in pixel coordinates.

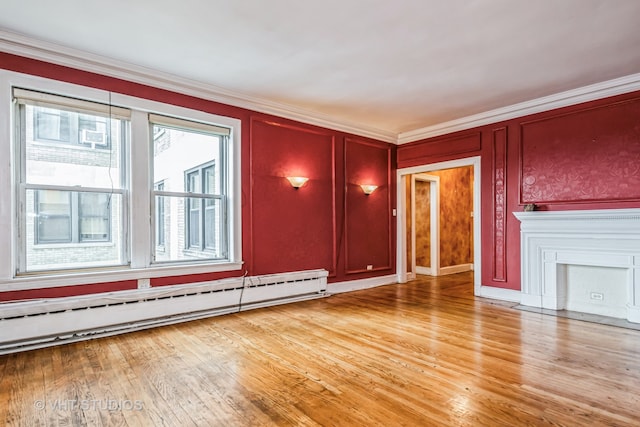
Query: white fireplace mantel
[{"left": 514, "top": 208, "right": 640, "bottom": 323}]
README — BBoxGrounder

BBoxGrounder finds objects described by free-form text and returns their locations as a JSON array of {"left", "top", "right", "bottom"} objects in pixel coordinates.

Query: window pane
[
  {"left": 79, "top": 193, "right": 111, "bottom": 242},
  {"left": 152, "top": 124, "right": 220, "bottom": 193},
  {"left": 204, "top": 201, "right": 216, "bottom": 250},
  {"left": 35, "top": 108, "right": 71, "bottom": 142},
  {"left": 204, "top": 165, "right": 217, "bottom": 194},
  {"left": 36, "top": 190, "right": 71, "bottom": 243},
  {"left": 25, "top": 190, "right": 124, "bottom": 272},
  {"left": 187, "top": 170, "right": 200, "bottom": 193},
  {"left": 153, "top": 195, "right": 223, "bottom": 262},
  {"left": 152, "top": 119, "right": 225, "bottom": 263},
  {"left": 155, "top": 182, "right": 165, "bottom": 247},
  {"left": 25, "top": 104, "right": 124, "bottom": 188},
  {"left": 188, "top": 197, "right": 200, "bottom": 248}
]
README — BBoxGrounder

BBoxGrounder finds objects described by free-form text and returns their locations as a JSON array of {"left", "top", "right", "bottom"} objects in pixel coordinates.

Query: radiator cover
[{"left": 0, "top": 269, "right": 328, "bottom": 354}]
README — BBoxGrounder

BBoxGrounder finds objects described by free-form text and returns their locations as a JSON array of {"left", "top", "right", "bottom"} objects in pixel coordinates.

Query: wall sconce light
[
  {"left": 286, "top": 176, "right": 309, "bottom": 189},
  {"left": 360, "top": 184, "right": 378, "bottom": 195}
]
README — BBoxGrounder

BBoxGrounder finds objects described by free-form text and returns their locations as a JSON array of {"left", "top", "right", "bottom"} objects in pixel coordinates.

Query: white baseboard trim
[
  {"left": 415, "top": 266, "right": 433, "bottom": 275},
  {"left": 327, "top": 274, "right": 397, "bottom": 294},
  {"left": 627, "top": 305, "right": 640, "bottom": 323},
  {"left": 440, "top": 263, "right": 473, "bottom": 276},
  {"left": 520, "top": 293, "right": 544, "bottom": 307},
  {"left": 478, "top": 285, "right": 521, "bottom": 303}
]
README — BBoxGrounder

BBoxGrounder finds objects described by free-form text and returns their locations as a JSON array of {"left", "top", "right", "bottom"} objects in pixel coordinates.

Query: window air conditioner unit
[{"left": 81, "top": 129, "right": 107, "bottom": 147}]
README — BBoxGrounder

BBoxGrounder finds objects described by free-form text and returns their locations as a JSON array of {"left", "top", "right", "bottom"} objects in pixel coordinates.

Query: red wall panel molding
[
  {"left": 0, "top": 54, "right": 392, "bottom": 299},
  {"left": 397, "top": 89, "right": 640, "bottom": 292},
  {"left": 492, "top": 127, "right": 507, "bottom": 282},
  {"left": 344, "top": 138, "right": 393, "bottom": 274},
  {"left": 397, "top": 131, "right": 481, "bottom": 169},
  {"left": 520, "top": 98, "right": 640, "bottom": 205},
  {"left": 249, "top": 118, "right": 337, "bottom": 276}
]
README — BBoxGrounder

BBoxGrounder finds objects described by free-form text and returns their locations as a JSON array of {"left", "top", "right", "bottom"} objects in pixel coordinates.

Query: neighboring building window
[
  {"left": 34, "top": 107, "right": 109, "bottom": 148},
  {"left": 151, "top": 115, "right": 229, "bottom": 263},
  {"left": 15, "top": 88, "right": 128, "bottom": 273},
  {"left": 185, "top": 162, "right": 217, "bottom": 251},
  {"left": 35, "top": 190, "right": 72, "bottom": 243},
  {"left": 186, "top": 169, "right": 202, "bottom": 248},
  {"left": 78, "top": 192, "right": 111, "bottom": 242},
  {"left": 35, "top": 109, "right": 71, "bottom": 142},
  {"left": 35, "top": 191, "right": 110, "bottom": 244},
  {"left": 154, "top": 181, "right": 165, "bottom": 248}
]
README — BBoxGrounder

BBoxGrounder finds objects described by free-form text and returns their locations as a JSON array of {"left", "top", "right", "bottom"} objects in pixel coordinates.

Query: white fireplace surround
[{"left": 514, "top": 208, "right": 640, "bottom": 323}]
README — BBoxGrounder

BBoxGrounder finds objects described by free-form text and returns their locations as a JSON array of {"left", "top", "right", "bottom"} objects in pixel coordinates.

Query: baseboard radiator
[{"left": 0, "top": 269, "right": 328, "bottom": 355}]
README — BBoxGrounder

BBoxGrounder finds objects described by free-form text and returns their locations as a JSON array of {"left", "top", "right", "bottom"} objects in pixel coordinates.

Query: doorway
[
  {"left": 396, "top": 157, "right": 481, "bottom": 295},
  {"left": 412, "top": 174, "right": 440, "bottom": 277}
]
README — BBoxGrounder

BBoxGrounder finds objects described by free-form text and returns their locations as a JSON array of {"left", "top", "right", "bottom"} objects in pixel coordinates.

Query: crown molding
[
  {"left": 3, "top": 30, "right": 640, "bottom": 147},
  {"left": 398, "top": 72, "right": 640, "bottom": 144},
  {"left": 0, "top": 30, "right": 397, "bottom": 143}
]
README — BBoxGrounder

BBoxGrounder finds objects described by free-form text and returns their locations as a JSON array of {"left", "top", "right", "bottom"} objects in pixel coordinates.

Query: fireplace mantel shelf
[{"left": 515, "top": 209, "right": 640, "bottom": 220}]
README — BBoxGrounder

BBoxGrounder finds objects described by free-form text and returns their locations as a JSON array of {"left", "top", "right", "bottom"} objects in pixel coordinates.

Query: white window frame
[
  {"left": 15, "top": 89, "right": 130, "bottom": 273},
  {"left": 0, "top": 70, "right": 243, "bottom": 291},
  {"left": 150, "top": 113, "right": 230, "bottom": 263}
]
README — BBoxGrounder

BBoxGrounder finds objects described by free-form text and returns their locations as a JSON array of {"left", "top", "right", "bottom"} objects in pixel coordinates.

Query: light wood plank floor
[{"left": 2, "top": 272, "right": 640, "bottom": 426}]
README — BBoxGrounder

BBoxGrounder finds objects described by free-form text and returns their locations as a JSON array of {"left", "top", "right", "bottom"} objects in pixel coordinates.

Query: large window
[
  {"left": 151, "top": 115, "right": 229, "bottom": 263},
  {"left": 15, "top": 89, "right": 128, "bottom": 273},
  {"left": 3, "top": 75, "right": 241, "bottom": 285}
]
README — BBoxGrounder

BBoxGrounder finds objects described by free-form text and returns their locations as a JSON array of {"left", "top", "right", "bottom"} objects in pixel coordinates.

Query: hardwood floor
[{"left": 1, "top": 272, "right": 640, "bottom": 426}]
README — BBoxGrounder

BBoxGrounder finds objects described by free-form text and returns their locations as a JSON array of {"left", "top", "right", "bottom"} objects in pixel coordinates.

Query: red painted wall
[
  {"left": 0, "top": 53, "right": 396, "bottom": 301},
  {"left": 0, "top": 281, "right": 137, "bottom": 302},
  {"left": 250, "top": 119, "right": 337, "bottom": 276},
  {"left": 520, "top": 98, "right": 640, "bottom": 204},
  {"left": 398, "top": 92, "right": 640, "bottom": 291},
  {"left": 344, "top": 138, "right": 393, "bottom": 274}
]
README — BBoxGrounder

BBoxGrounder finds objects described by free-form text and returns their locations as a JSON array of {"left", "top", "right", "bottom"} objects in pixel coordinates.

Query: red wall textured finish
[
  {"left": 0, "top": 53, "right": 395, "bottom": 300},
  {"left": 250, "top": 119, "right": 337, "bottom": 276},
  {"left": 0, "top": 280, "right": 137, "bottom": 302},
  {"left": 397, "top": 131, "right": 481, "bottom": 169},
  {"left": 398, "top": 90, "right": 640, "bottom": 291},
  {"left": 520, "top": 97, "right": 640, "bottom": 204},
  {"left": 344, "top": 138, "right": 393, "bottom": 274}
]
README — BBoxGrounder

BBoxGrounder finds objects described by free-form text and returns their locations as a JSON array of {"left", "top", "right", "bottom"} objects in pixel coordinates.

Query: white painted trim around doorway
[
  {"left": 396, "top": 157, "right": 481, "bottom": 296},
  {"left": 412, "top": 174, "right": 440, "bottom": 276}
]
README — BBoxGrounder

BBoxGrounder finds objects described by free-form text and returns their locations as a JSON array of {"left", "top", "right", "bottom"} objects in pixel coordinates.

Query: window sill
[{"left": 1, "top": 261, "right": 244, "bottom": 291}]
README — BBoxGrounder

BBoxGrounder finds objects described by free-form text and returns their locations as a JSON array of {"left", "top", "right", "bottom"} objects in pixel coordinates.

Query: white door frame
[
  {"left": 396, "top": 156, "right": 481, "bottom": 296},
  {"left": 413, "top": 174, "right": 440, "bottom": 277}
]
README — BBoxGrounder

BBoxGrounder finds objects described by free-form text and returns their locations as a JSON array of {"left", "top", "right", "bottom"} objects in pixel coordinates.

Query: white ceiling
[{"left": 1, "top": 0, "right": 640, "bottom": 141}]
